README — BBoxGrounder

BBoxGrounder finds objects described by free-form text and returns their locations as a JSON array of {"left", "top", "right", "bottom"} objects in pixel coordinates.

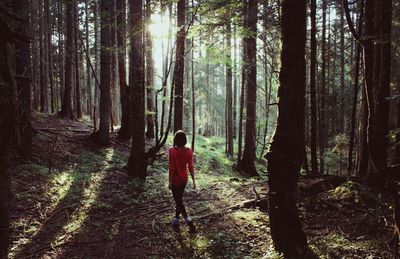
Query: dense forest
[{"left": 1, "top": 0, "right": 400, "bottom": 258}]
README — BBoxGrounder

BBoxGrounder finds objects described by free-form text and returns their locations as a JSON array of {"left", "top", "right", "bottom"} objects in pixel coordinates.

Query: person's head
[{"left": 173, "top": 130, "right": 187, "bottom": 148}]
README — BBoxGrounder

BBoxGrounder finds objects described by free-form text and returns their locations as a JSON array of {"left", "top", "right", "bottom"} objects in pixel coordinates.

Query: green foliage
[
  {"left": 331, "top": 133, "right": 349, "bottom": 154},
  {"left": 329, "top": 181, "right": 369, "bottom": 204}
]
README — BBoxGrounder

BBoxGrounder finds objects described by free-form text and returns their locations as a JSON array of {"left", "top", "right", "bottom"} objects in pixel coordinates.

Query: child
[{"left": 168, "top": 130, "right": 196, "bottom": 228}]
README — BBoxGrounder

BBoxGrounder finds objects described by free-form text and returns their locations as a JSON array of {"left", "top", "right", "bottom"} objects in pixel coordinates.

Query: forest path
[
  {"left": 10, "top": 114, "right": 272, "bottom": 258},
  {"left": 9, "top": 113, "right": 396, "bottom": 258}
]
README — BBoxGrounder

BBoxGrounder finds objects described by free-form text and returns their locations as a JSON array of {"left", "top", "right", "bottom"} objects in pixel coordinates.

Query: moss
[{"left": 327, "top": 181, "right": 376, "bottom": 205}]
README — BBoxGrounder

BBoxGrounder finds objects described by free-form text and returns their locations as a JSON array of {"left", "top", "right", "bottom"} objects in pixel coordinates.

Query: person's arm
[{"left": 188, "top": 150, "right": 195, "bottom": 189}]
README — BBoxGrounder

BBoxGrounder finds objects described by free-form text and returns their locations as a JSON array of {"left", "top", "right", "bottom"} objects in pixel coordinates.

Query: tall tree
[
  {"left": 45, "top": 0, "right": 55, "bottom": 113},
  {"left": 173, "top": 0, "right": 185, "bottom": 132},
  {"left": 240, "top": 0, "right": 258, "bottom": 176},
  {"left": 347, "top": 0, "right": 364, "bottom": 175},
  {"left": 319, "top": 0, "right": 327, "bottom": 174},
  {"left": 191, "top": 36, "right": 196, "bottom": 151},
  {"left": 85, "top": 1, "right": 92, "bottom": 117},
  {"left": 309, "top": 0, "right": 318, "bottom": 175},
  {"left": 226, "top": 22, "right": 234, "bottom": 156},
  {"left": 117, "top": 0, "right": 130, "bottom": 139},
  {"left": 15, "top": 0, "right": 33, "bottom": 159},
  {"left": 0, "top": 4, "right": 17, "bottom": 255},
  {"left": 266, "top": 0, "right": 308, "bottom": 256},
  {"left": 145, "top": 0, "right": 155, "bottom": 138},
  {"left": 59, "top": 0, "right": 75, "bottom": 119},
  {"left": 340, "top": 6, "right": 345, "bottom": 133},
  {"left": 98, "top": 0, "right": 112, "bottom": 145},
  {"left": 237, "top": 3, "right": 246, "bottom": 169},
  {"left": 344, "top": 0, "right": 398, "bottom": 247},
  {"left": 40, "top": 0, "right": 49, "bottom": 113},
  {"left": 74, "top": 0, "right": 82, "bottom": 119},
  {"left": 57, "top": 0, "right": 64, "bottom": 112},
  {"left": 127, "top": 0, "right": 146, "bottom": 178}
]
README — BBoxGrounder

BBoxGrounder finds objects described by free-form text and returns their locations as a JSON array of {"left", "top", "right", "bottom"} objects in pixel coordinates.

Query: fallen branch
[
  {"left": 34, "top": 127, "right": 92, "bottom": 133},
  {"left": 125, "top": 237, "right": 147, "bottom": 248}
]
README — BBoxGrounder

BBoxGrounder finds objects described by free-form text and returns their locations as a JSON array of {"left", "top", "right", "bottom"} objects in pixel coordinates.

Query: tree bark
[
  {"left": 340, "top": 6, "right": 345, "bottom": 133},
  {"left": 319, "top": 0, "right": 327, "bottom": 174},
  {"left": 40, "top": 0, "right": 49, "bottom": 113},
  {"left": 59, "top": 0, "right": 75, "bottom": 119},
  {"left": 309, "top": 0, "right": 318, "bottom": 175},
  {"left": 237, "top": 8, "right": 246, "bottom": 170},
  {"left": 57, "top": 0, "right": 64, "bottom": 112},
  {"left": 117, "top": 0, "right": 130, "bottom": 139},
  {"left": 240, "top": 0, "right": 258, "bottom": 176},
  {"left": 145, "top": 0, "right": 155, "bottom": 139},
  {"left": 0, "top": 14, "right": 17, "bottom": 257},
  {"left": 45, "top": 0, "right": 55, "bottom": 114},
  {"left": 98, "top": 0, "right": 112, "bottom": 145},
  {"left": 173, "top": 0, "right": 185, "bottom": 132},
  {"left": 85, "top": 1, "right": 92, "bottom": 117},
  {"left": 128, "top": 0, "right": 146, "bottom": 178},
  {"left": 15, "top": 0, "right": 33, "bottom": 159},
  {"left": 191, "top": 25, "right": 196, "bottom": 151},
  {"left": 348, "top": 0, "right": 364, "bottom": 175},
  {"left": 226, "top": 22, "right": 234, "bottom": 156},
  {"left": 266, "top": 0, "right": 308, "bottom": 256},
  {"left": 74, "top": 0, "right": 82, "bottom": 119}
]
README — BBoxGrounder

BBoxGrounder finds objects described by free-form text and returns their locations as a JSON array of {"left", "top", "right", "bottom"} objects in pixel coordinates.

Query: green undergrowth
[
  {"left": 310, "top": 232, "right": 386, "bottom": 259},
  {"left": 324, "top": 181, "right": 384, "bottom": 207},
  {"left": 11, "top": 122, "right": 393, "bottom": 258}
]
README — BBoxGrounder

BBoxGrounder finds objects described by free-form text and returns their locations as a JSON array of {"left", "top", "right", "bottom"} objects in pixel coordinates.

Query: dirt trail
[
  {"left": 9, "top": 114, "right": 395, "bottom": 258},
  {"left": 10, "top": 114, "right": 271, "bottom": 259}
]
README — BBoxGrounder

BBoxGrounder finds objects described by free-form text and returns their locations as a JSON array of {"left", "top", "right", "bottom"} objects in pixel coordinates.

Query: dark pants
[{"left": 171, "top": 184, "right": 187, "bottom": 218}]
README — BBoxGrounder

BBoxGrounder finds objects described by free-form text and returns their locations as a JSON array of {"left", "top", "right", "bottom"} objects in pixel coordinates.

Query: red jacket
[{"left": 168, "top": 147, "right": 194, "bottom": 186}]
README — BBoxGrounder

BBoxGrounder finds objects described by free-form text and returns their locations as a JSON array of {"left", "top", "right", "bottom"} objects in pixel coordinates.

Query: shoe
[
  {"left": 172, "top": 217, "right": 180, "bottom": 227},
  {"left": 184, "top": 216, "right": 192, "bottom": 224}
]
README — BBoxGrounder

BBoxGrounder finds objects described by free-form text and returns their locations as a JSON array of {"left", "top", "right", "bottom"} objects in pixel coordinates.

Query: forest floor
[{"left": 8, "top": 113, "right": 397, "bottom": 259}]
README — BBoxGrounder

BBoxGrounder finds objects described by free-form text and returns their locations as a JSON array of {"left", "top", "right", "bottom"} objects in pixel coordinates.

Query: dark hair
[{"left": 173, "top": 130, "right": 187, "bottom": 147}]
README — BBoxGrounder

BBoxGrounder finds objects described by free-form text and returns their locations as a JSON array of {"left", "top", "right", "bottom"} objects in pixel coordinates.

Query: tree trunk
[
  {"left": 319, "top": 0, "right": 327, "bottom": 174},
  {"left": 40, "top": 0, "right": 49, "bottom": 113},
  {"left": 362, "top": 0, "right": 397, "bottom": 246},
  {"left": 309, "top": 0, "right": 318, "bottom": 175},
  {"left": 266, "top": 0, "right": 308, "bottom": 256},
  {"left": 237, "top": 28, "right": 246, "bottom": 169},
  {"left": 173, "top": 0, "right": 185, "bottom": 132},
  {"left": 45, "top": 0, "right": 55, "bottom": 114},
  {"left": 357, "top": 76, "right": 369, "bottom": 178},
  {"left": 233, "top": 25, "right": 238, "bottom": 139},
  {"left": 145, "top": 0, "right": 155, "bottom": 139},
  {"left": 59, "top": 0, "right": 74, "bottom": 119},
  {"left": 94, "top": 0, "right": 100, "bottom": 129},
  {"left": 117, "top": 0, "right": 130, "bottom": 139},
  {"left": 340, "top": 6, "right": 345, "bottom": 133},
  {"left": 15, "top": 0, "right": 33, "bottom": 159},
  {"left": 348, "top": 0, "right": 364, "bottom": 175},
  {"left": 110, "top": 0, "right": 117, "bottom": 128},
  {"left": 0, "top": 15, "right": 17, "bottom": 257},
  {"left": 85, "top": 1, "right": 92, "bottom": 117},
  {"left": 74, "top": 0, "right": 82, "bottom": 119},
  {"left": 191, "top": 32, "right": 196, "bottom": 151},
  {"left": 98, "top": 0, "right": 112, "bottom": 145},
  {"left": 226, "top": 22, "right": 234, "bottom": 156},
  {"left": 128, "top": 0, "right": 146, "bottom": 178},
  {"left": 240, "top": 0, "right": 258, "bottom": 176},
  {"left": 57, "top": 0, "right": 64, "bottom": 112}
]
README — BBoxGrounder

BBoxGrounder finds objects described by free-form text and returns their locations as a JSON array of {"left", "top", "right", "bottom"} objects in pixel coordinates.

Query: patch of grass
[{"left": 310, "top": 232, "right": 384, "bottom": 258}]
